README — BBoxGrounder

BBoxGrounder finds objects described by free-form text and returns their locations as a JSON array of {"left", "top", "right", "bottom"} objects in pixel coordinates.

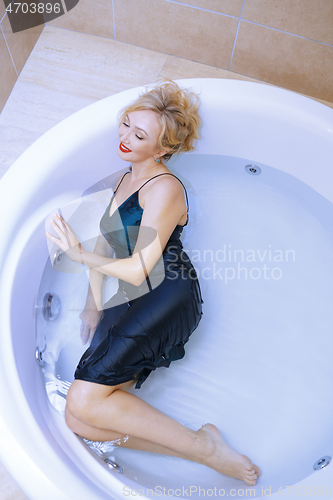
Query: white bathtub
[{"left": 0, "top": 79, "right": 333, "bottom": 500}]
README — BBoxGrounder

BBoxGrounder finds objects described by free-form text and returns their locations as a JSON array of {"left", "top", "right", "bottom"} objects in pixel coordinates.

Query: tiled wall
[
  {"left": 1, "top": 0, "right": 332, "bottom": 112},
  {"left": 48, "top": 0, "right": 333, "bottom": 104},
  {"left": 115, "top": 0, "right": 332, "bottom": 103},
  {"left": 0, "top": 1, "right": 43, "bottom": 111}
]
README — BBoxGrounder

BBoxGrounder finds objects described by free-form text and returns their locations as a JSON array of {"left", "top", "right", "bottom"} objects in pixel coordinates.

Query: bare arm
[
  {"left": 85, "top": 173, "right": 124, "bottom": 308},
  {"left": 79, "top": 231, "right": 115, "bottom": 344},
  {"left": 80, "top": 174, "right": 126, "bottom": 344},
  {"left": 46, "top": 176, "right": 186, "bottom": 287},
  {"left": 80, "top": 176, "right": 186, "bottom": 286},
  {"left": 84, "top": 231, "right": 113, "bottom": 310}
]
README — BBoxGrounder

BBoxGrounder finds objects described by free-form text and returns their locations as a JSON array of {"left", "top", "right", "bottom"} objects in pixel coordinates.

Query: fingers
[
  {"left": 46, "top": 213, "right": 65, "bottom": 242},
  {"left": 46, "top": 213, "right": 78, "bottom": 251},
  {"left": 80, "top": 323, "right": 91, "bottom": 345},
  {"left": 80, "top": 319, "right": 98, "bottom": 346},
  {"left": 49, "top": 213, "right": 69, "bottom": 234},
  {"left": 45, "top": 231, "right": 56, "bottom": 242},
  {"left": 46, "top": 226, "right": 65, "bottom": 252},
  {"left": 49, "top": 218, "right": 64, "bottom": 237},
  {"left": 53, "top": 213, "right": 72, "bottom": 249},
  {"left": 57, "top": 214, "right": 73, "bottom": 249},
  {"left": 88, "top": 328, "right": 96, "bottom": 345},
  {"left": 59, "top": 215, "right": 70, "bottom": 231}
]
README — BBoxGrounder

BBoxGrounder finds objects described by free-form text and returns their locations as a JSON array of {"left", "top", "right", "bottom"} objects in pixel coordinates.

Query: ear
[{"left": 156, "top": 148, "right": 170, "bottom": 160}]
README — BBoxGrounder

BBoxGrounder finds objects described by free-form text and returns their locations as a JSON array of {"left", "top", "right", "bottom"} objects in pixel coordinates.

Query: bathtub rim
[{"left": 0, "top": 78, "right": 333, "bottom": 499}]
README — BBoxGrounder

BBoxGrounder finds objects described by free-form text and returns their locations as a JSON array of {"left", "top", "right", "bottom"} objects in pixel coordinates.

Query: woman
[{"left": 46, "top": 80, "right": 260, "bottom": 486}]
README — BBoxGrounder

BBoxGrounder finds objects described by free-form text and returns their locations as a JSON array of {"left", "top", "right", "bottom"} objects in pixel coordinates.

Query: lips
[{"left": 119, "top": 142, "right": 132, "bottom": 153}]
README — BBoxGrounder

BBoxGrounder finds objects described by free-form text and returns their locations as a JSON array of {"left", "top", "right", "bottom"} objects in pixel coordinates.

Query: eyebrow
[
  {"left": 125, "top": 115, "right": 149, "bottom": 138},
  {"left": 135, "top": 126, "right": 149, "bottom": 137}
]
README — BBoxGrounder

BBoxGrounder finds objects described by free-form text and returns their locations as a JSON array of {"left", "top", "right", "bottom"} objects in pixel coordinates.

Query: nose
[{"left": 120, "top": 127, "right": 130, "bottom": 143}]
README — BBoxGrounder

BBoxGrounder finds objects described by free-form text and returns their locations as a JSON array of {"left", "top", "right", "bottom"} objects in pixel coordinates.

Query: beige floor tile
[
  {"left": 0, "top": 26, "right": 17, "bottom": 112},
  {"left": 231, "top": 21, "right": 333, "bottom": 102},
  {"left": 242, "top": 0, "right": 333, "bottom": 45},
  {"left": 160, "top": 54, "right": 266, "bottom": 83},
  {"left": 308, "top": 96, "right": 333, "bottom": 109},
  {"left": 0, "top": 26, "right": 169, "bottom": 172},
  {"left": 114, "top": 0, "right": 239, "bottom": 69},
  {"left": 24, "top": 26, "right": 168, "bottom": 97},
  {"left": 0, "top": 462, "right": 28, "bottom": 500},
  {"left": 0, "top": 1, "right": 6, "bottom": 20},
  {"left": 47, "top": 0, "right": 114, "bottom": 39},
  {"left": 1, "top": 13, "right": 43, "bottom": 74},
  {"left": 177, "top": 0, "right": 243, "bottom": 17},
  {"left": 2, "top": 22, "right": 332, "bottom": 175}
]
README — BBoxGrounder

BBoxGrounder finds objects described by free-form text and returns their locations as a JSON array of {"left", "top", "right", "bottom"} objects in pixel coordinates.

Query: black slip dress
[{"left": 74, "top": 171, "right": 204, "bottom": 389}]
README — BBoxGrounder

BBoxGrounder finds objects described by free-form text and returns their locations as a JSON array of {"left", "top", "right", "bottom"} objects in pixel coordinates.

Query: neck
[{"left": 128, "top": 159, "right": 167, "bottom": 181}]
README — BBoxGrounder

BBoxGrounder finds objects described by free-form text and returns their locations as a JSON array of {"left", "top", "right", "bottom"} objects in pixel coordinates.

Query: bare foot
[{"left": 191, "top": 423, "right": 260, "bottom": 486}]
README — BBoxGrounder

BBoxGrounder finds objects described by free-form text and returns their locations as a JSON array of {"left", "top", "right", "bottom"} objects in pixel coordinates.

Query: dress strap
[
  {"left": 138, "top": 173, "right": 190, "bottom": 220},
  {"left": 114, "top": 171, "right": 130, "bottom": 194}
]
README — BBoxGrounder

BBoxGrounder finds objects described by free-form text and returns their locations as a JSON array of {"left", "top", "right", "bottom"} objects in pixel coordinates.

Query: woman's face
[{"left": 117, "top": 110, "right": 166, "bottom": 164}]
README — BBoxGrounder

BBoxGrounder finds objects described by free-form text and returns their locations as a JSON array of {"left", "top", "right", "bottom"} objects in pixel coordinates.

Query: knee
[
  {"left": 66, "top": 381, "right": 95, "bottom": 423},
  {"left": 64, "top": 404, "right": 80, "bottom": 433},
  {"left": 65, "top": 379, "right": 120, "bottom": 425}
]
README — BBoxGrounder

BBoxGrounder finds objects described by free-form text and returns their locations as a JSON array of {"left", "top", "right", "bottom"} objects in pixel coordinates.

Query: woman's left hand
[{"left": 46, "top": 213, "right": 83, "bottom": 263}]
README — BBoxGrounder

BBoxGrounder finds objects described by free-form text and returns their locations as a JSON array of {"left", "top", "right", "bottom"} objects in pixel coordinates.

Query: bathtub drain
[
  {"left": 53, "top": 249, "right": 63, "bottom": 266},
  {"left": 104, "top": 459, "right": 123, "bottom": 474},
  {"left": 313, "top": 456, "right": 332, "bottom": 470},
  {"left": 245, "top": 164, "right": 261, "bottom": 175},
  {"left": 42, "top": 293, "right": 61, "bottom": 321},
  {"left": 81, "top": 437, "right": 124, "bottom": 473},
  {"left": 35, "top": 347, "right": 45, "bottom": 367}
]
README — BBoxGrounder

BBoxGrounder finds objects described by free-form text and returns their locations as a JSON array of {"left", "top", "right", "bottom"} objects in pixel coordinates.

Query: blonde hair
[{"left": 118, "top": 80, "right": 201, "bottom": 162}]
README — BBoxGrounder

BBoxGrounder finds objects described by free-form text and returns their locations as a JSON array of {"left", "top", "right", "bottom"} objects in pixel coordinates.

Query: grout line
[
  {"left": 163, "top": 0, "right": 239, "bottom": 19},
  {"left": 228, "top": 0, "right": 245, "bottom": 70},
  {"left": 1, "top": 0, "right": 13, "bottom": 23},
  {"left": 0, "top": 22, "right": 18, "bottom": 76},
  {"left": 2, "top": 0, "right": 332, "bottom": 50},
  {"left": 44, "top": 22, "right": 119, "bottom": 42},
  {"left": 111, "top": 0, "right": 116, "bottom": 40},
  {"left": 115, "top": 38, "right": 262, "bottom": 82},
  {"left": 242, "top": 19, "right": 333, "bottom": 47},
  {"left": 59, "top": 0, "right": 67, "bottom": 13},
  {"left": 38, "top": 24, "right": 333, "bottom": 87},
  {"left": 164, "top": 0, "right": 333, "bottom": 48}
]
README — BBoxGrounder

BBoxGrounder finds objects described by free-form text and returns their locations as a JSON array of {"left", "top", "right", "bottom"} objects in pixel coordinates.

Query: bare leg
[
  {"left": 66, "top": 377, "right": 187, "bottom": 457},
  {"left": 66, "top": 408, "right": 192, "bottom": 459},
  {"left": 66, "top": 380, "right": 260, "bottom": 486}
]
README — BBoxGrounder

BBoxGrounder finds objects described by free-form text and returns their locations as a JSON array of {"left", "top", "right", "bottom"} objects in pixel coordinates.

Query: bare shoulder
[
  {"left": 142, "top": 173, "right": 184, "bottom": 201},
  {"left": 114, "top": 171, "right": 130, "bottom": 192},
  {"left": 139, "top": 173, "right": 187, "bottom": 225}
]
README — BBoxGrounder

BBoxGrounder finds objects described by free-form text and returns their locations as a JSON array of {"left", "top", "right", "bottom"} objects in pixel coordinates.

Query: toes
[
  {"left": 245, "top": 460, "right": 261, "bottom": 478},
  {"left": 245, "top": 471, "right": 257, "bottom": 480},
  {"left": 244, "top": 477, "right": 257, "bottom": 486},
  {"left": 241, "top": 457, "right": 259, "bottom": 486},
  {"left": 243, "top": 459, "right": 254, "bottom": 471},
  {"left": 253, "top": 464, "right": 261, "bottom": 477},
  {"left": 244, "top": 468, "right": 258, "bottom": 486}
]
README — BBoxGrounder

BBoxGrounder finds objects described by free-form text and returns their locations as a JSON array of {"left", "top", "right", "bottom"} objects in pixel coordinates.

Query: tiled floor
[{"left": 0, "top": 25, "right": 332, "bottom": 500}]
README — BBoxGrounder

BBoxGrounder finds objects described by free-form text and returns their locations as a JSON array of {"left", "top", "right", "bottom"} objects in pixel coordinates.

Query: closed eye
[{"left": 136, "top": 135, "right": 143, "bottom": 140}]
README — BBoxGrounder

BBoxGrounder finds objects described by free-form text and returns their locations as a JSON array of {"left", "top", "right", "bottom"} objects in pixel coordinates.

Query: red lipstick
[{"left": 119, "top": 142, "right": 132, "bottom": 153}]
